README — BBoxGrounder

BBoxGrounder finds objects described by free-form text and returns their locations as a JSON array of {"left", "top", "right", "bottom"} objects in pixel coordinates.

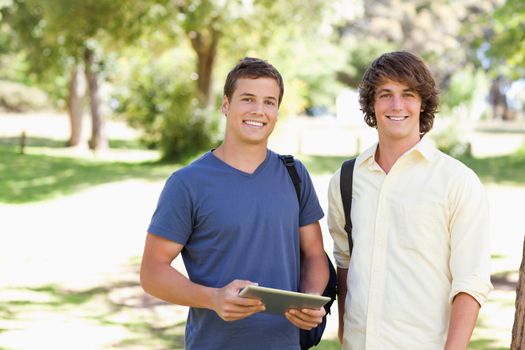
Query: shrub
[
  {"left": 0, "top": 80, "right": 49, "bottom": 112},
  {"left": 116, "top": 65, "right": 218, "bottom": 162}
]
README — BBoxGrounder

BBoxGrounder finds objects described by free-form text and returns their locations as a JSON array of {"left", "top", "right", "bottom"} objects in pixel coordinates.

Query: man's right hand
[{"left": 211, "top": 280, "right": 266, "bottom": 321}]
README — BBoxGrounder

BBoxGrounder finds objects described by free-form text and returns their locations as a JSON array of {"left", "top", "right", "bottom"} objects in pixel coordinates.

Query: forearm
[
  {"left": 444, "top": 292, "right": 481, "bottom": 350},
  {"left": 300, "top": 252, "right": 328, "bottom": 294},
  {"left": 337, "top": 267, "right": 348, "bottom": 344},
  {"left": 140, "top": 260, "right": 216, "bottom": 309}
]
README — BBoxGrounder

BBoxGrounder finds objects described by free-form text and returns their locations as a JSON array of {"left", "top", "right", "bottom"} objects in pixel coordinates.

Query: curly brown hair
[
  {"left": 223, "top": 57, "right": 284, "bottom": 107},
  {"left": 358, "top": 51, "right": 439, "bottom": 136}
]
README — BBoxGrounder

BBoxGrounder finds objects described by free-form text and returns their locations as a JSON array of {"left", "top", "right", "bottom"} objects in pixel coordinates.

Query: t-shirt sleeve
[
  {"left": 295, "top": 160, "right": 324, "bottom": 227},
  {"left": 147, "top": 174, "right": 193, "bottom": 245}
]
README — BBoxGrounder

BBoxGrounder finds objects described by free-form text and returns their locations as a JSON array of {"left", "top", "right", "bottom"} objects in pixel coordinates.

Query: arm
[
  {"left": 140, "top": 233, "right": 265, "bottom": 321},
  {"left": 327, "top": 169, "right": 352, "bottom": 344},
  {"left": 285, "top": 221, "right": 328, "bottom": 330},
  {"left": 337, "top": 267, "right": 348, "bottom": 343},
  {"left": 444, "top": 293, "right": 481, "bottom": 350}
]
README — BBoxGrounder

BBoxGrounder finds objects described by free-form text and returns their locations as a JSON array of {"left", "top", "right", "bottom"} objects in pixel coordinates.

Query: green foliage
[
  {"left": 0, "top": 0, "right": 160, "bottom": 105},
  {"left": 486, "top": 0, "right": 525, "bottom": 78},
  {"left": 440, "top": 68, "right": 488, "bottom": 111},
  {"left": 116, "top": 52, "right": 219, "bottom": 162},
  {"left": 338, "top": 37, "right": 397, "bottom": 88},
  {"left": 336, "top": 0, "right": 497, "bottom": 89}
]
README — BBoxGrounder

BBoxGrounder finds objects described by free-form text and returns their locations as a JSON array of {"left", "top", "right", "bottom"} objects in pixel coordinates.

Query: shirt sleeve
[
  {"left": 147, "top": 173, "right": 193, "bottom": 245},
  {"left": 327, "top": 168, "right": 351, "bottom": 268},
  {"left": 448, "top": 168, "right": 493, "bottom": 306}
]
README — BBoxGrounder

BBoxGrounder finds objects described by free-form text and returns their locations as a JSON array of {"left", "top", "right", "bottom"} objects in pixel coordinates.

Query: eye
[
  {"left": 265, "top": 100, "right": 276, "bottom": 106},
  {"left": 242, "top": 97, "right": 254, "bottom": 102},
  {"left": 378, "top": 93, "right": 391, "bottom": 99}
]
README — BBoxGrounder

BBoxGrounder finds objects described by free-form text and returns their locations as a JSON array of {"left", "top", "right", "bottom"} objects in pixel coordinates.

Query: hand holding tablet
[{"left": 239, "top": 285, "right": 330, "bottom": 315}]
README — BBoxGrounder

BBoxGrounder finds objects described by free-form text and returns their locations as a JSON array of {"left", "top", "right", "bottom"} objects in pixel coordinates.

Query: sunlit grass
[{"left": 0, "top": 144, "right": 175, "bottom": 203}]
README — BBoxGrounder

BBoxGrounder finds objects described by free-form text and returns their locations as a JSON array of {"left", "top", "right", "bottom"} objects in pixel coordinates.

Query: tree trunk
[
  {"left": 189, "top": 27, "right": 220, "bottom": 109},
  {"left": 511, "top": 237, "right": 525, "bottom": 349},
  {"left": 66, "top": 64, "right": 85, "bottom": 147},
  {"left": 489, "top": 77, "right": 510, "bottom": 121},
  {"left": 84, "top": 47, "right": 108, "bottom": 151}
]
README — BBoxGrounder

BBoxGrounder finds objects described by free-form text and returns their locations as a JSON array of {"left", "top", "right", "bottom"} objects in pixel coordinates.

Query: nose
[
  {"left": 251, "top": 101, "right": 264, "bottom": 116},
  {"left": 390, "top": 95, "right": 403, "bottom": 110}
]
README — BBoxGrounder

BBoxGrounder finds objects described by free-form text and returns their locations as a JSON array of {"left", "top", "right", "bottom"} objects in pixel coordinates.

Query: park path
[{"left": 1, "top": 112, "right": 524, "bottom": 348}]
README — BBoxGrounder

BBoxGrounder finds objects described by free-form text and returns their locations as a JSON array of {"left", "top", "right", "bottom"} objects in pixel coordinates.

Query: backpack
[{"left": 279, "top": 155, "right": 338, "bottom": 349}]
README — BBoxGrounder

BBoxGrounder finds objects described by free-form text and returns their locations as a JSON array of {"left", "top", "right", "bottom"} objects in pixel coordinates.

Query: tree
[
  {"left": 335, "top": 0, "right": 498, "bottom": 90},
  {"left": 1, "top": 0, "right": 156, "bottom": 149},
  {"left": 511, "top": 237, "right": 525, "bottom": 349},
  {"left": 164, "top": 0, "right": 332, "bottom": 110},
  {"left": 478, "top": 0, "right": 525, "bottom": 80}
]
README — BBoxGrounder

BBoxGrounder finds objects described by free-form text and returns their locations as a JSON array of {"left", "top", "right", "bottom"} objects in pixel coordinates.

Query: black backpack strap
[
  {"left": 279, "top": 154, "right": 338, "bottom": 349},
  {"left": 279, "top": 154, "right": 301, "bottom": 202},
  {"left": 340, "top": 158, "right": 356, "bottom": 254}
]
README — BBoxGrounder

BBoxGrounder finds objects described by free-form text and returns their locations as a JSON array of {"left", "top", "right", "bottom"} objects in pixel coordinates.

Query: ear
[{"left": 221, "top": 95, "right": 229, "bottom": 115}]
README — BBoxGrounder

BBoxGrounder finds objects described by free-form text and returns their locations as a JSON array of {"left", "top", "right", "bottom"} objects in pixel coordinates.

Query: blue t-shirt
[{"left": 148, "top": 149, "right": 324, "bottom": 350}]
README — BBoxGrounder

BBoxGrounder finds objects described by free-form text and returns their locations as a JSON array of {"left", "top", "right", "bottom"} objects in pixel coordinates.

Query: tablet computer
[{"left": 239, "top": 285, "right": 330, "bottom": 315}]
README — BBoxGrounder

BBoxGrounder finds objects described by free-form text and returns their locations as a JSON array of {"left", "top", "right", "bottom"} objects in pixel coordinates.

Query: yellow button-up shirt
[{"left": 327, "top": 139, "right": 493, "bottom": 350}]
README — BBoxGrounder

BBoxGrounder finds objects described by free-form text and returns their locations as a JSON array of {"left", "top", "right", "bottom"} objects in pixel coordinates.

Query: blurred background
[{"left": 0, "top": 0, "right": 524, "bottom": 349}]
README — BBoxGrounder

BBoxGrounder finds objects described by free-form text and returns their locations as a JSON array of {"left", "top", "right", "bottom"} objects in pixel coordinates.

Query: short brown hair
[
  {"left": 223, "top": 57, "right": 284, "bottom": 106},
  {"left": 358, "top": 51, "right": 439, "bottom": 135}
]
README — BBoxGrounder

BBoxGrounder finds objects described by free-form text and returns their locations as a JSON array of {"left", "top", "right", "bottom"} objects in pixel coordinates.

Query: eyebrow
[
  {"left": 376, "top": 87, "right": 416, "bottom": 94},
  {"left": 239, "top": 92, "right": 278, "bottom": 102}
]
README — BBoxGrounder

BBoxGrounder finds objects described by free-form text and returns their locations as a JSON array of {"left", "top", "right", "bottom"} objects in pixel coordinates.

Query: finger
[
  {"left": 299, "top": 307, "right": 326, "bottom": 318},
  {"left": 226, "top": 296, "right": 263, "bottom": 307},
  {"left": 221, "top": 305, "right": 266, "bottom": 321},
  {"left": 285, "top": 312, "right": 319, "bottom": 330},
  {"left": 286, "top": 309, "right": 322, "bottom": 328},
  {"left": 223, "top": 301, "right": 266, "bottom": 314}
]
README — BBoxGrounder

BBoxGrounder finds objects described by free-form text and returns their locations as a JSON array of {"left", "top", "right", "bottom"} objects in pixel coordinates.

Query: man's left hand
[{"left": 285, "top": 307, "right": 326, "bottom": 330}]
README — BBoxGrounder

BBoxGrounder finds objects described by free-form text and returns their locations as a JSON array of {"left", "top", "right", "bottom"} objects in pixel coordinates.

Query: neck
[
  {"left": 213, "top": 141, "right": 268, "bottom": 174},
  {"left": 376, "top": 137, "right": 420, "bottom": 174}
]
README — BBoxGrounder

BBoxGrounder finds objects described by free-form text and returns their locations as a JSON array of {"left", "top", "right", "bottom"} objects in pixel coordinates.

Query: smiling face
[
  {"left": 373, "top": 78, "right": 422, "bottom": 147},
  {"left": 221, "top": 77, "right": 280, "bottom": 147}
]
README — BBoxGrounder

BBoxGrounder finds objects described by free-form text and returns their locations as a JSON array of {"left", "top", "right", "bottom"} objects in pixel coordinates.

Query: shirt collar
[
  {"left": 409, "top": 136, "right": 437, "bottom": 161},
  {"left": 356, "top": 136, "right": 437, "bottom": 170}
]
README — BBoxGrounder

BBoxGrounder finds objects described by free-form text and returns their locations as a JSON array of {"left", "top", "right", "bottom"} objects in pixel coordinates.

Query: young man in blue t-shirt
[{"left": 140, "top": 57, "right": 328, "bottom": 349}]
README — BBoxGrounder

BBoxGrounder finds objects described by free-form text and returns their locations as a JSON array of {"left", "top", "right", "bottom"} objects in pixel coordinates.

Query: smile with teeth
[
  {"left": 244, "top": 120, "right": 266, "bottom": 127},
  {"left": 387, "top": 115, "right": 408, "bottom": 121}
]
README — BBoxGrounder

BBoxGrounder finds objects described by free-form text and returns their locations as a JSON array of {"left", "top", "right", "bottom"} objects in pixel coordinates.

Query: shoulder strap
[
  {"left": 340, "top": 158, "right": 356, "bottom": 254},
  {"left": 279, "top": 154, "right": 301, "bottom": 202}
]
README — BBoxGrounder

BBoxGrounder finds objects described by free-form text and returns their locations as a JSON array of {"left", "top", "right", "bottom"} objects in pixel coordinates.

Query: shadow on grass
[
  {"left": 492, "top": 270, "right": 519, "bottom": 291},
  {"left": 2, "top": 268, "right": 186, "bottom": 349},
  {"left": 0, "top": 145, "right": 175, "bottom": 203}
]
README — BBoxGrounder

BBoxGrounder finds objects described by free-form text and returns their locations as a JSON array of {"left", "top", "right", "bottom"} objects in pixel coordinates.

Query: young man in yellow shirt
[{"left": 328, "top": 51, "right": 493, "bottom": 349}]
